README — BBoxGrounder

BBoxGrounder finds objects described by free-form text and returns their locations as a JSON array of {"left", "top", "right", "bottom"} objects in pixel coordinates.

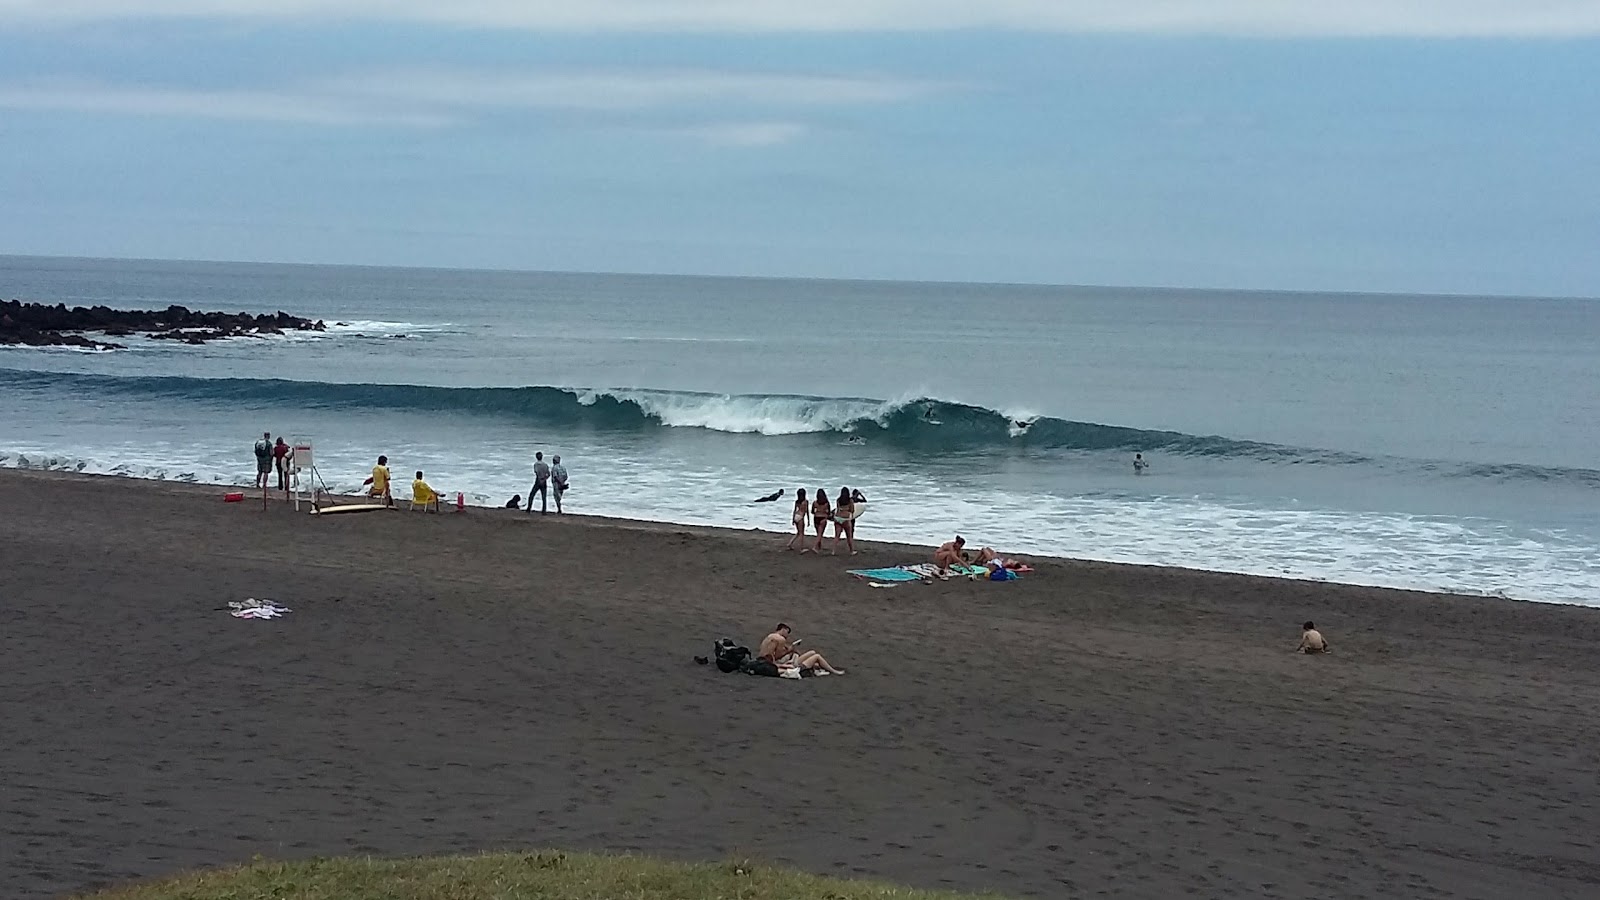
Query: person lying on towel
[
  {"left": 974, "top": 546, "right": 1025, "bottom": 571},
  {"left": 759, "top": 623, "right": 845, "bottom": 675}
]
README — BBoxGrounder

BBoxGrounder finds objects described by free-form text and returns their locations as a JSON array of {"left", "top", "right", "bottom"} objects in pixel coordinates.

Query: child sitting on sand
[{"left": 1298, "top": 621, "right": 1330, "bottom": 654}]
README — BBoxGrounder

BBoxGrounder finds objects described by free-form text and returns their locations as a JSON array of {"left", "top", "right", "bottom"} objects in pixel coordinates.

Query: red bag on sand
[{"left": 223, "top": 492, "right": 245, "bottom": 503}]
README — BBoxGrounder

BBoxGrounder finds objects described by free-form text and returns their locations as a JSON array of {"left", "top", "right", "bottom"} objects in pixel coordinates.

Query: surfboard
[{"left": 311, "top": 504, "right": 388, "bottom": 515}]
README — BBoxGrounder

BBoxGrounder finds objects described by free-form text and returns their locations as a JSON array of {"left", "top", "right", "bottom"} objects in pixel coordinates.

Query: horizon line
[{"left": 1, "top": 251, "right": 1594, "bottom": 304}]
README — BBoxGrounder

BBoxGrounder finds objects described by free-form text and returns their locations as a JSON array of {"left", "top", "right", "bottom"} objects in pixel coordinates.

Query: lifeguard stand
[{"left": 288, "top": 439, "right": 329, "bottom": 511}]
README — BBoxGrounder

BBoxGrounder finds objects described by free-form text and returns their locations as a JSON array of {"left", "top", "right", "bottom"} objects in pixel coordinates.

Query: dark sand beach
[{"left": 3, "top": 468, "right": 1599, "bottom": 899}]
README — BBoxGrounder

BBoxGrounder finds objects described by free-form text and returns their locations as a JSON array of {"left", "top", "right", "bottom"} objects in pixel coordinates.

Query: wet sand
[{"left": 3, "top": 469, "right": 1599, "bottom": 899}]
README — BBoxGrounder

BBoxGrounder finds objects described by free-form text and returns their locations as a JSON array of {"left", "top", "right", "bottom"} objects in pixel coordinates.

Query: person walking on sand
[
  {"left": 810, "top": 488, "right": 832, "bottom": 554},
  {"left": 253, "top": 432, "right": 273, "bottom": 490},
  {"left": 759, "top": 623, "right": 845, "bottom": 675},
  {"left": 550, "top": 454, "right": 569, "bottom": 514},
  {"left": 272, "top": 437, "right": 290, "bottom": 491},
  {"left": 785, "top": 488, "right": 810, "bottom": 551},
  {"left": 831, "top": 487, "right": 857, "bottom": 556},
  {"left": 528, "top": 451, "right": 550, "bottom": 515},
  {"left": 1298, "top": 621, "right": 1330, "bottom": 654}
]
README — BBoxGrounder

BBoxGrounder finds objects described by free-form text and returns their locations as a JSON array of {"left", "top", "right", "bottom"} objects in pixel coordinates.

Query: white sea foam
[
  {"left": 6, "top": 440, "right": 1597, "bottom": 606},
  {"left": 575, "top": 389, "right": 895, "bottom": 435}
]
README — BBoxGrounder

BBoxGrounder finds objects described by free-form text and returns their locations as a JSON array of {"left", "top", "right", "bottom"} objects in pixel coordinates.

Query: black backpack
[{"left": 713, "top": 638, "right": 751, "bottom": 673}]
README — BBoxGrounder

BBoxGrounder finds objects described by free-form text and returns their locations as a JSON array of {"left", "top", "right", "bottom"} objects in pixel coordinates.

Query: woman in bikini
[
  {"left": 784, "top": 488, "right": 809, "bottom": 551},
  {"left": 832, "top": 486, "right": 856, "bottom": 556},
  {"left": 810, "top": 488, "right": 832, "bottom": 554}
]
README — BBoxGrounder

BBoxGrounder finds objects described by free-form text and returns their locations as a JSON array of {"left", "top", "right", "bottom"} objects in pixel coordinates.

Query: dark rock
[{"left": 0, "top": 300, "right": 321, "bottom": 348}]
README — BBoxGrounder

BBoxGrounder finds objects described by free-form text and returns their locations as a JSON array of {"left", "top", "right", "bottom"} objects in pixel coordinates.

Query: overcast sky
[{"left": 1, "top": 2, "right": 1597, "bottom": 296}]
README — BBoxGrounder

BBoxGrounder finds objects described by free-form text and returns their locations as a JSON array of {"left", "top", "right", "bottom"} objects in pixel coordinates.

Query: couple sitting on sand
[
  {"left": 933, "top": 535, "right": 1024, "bottom": 577},
  {"left": 758, "top": 623, "right": 846, "bottom": 675}
]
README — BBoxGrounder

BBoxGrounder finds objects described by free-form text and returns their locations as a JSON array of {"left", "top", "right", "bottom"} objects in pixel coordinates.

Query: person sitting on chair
[
  {"left": 411, "top": 471, "right": 442, "bottom": 512},
  {"left": 363, "top": 455, "right": 392, "bottom": 506}
]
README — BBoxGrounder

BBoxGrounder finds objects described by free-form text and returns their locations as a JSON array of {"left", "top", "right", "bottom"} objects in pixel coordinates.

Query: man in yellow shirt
[
  {"left": 364, "top": 455, "right": 392, "bottom": 506},
  {"left": 412, "top": 470, "right": 442, "bottom": 512}
]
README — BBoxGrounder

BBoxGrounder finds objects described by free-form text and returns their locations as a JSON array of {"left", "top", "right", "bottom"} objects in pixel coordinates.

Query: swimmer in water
[
  {"left": 845, "top": 435, "right": 865, "bottom": 445},
  {"left": 1134, "top": 452, "right": 1148, "bottom": 474},
  {"left": 1015, "top": 419, "right": 1033, "bottom": 430}
]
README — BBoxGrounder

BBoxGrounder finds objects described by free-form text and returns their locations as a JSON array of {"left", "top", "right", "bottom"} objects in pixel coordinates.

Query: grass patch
[{"left": 78, "top": 851, "right": 1003, "bottom": 899}]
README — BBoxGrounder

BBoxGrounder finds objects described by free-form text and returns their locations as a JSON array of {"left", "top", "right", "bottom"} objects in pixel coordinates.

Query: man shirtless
[
  {"left": 759, "top": 623, "right": 845, "bottom": 675},
  {"left": 933, "top": 535, "right": 967, "bottom": 574},
  {"left": 1298, "top": 621, "right": 1330, "bottom": 654}
]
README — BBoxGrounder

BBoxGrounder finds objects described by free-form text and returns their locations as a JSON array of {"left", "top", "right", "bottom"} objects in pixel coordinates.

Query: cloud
[
  {"left": 0, "top": 69, "right": 933, "bottom": 142},
  {"left": 0, "top": 1, "right": 1597, "bottom": 36},
  {"left": 669, "top": 121, "right": 810, "bottom": 147}
]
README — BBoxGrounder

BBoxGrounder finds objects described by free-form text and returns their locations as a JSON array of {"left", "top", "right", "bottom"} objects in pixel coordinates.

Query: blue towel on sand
[{"left": 847, "top": 567, "right": 924, "bottom": 582}]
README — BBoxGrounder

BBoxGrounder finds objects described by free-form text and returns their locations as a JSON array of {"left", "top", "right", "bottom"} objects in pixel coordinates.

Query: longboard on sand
[{"left": 311, "top": 504, "right": 388, "bottom": 516}]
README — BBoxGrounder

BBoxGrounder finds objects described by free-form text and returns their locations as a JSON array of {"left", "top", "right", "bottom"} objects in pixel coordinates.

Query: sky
[{"left": 0, "top": 2, "right": 1597, "bottom": 297}]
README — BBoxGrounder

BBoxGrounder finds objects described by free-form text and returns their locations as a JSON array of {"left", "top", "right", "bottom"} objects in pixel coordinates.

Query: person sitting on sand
[
  {"left": 1298, "top": 621, "right": 1330, "bottom": 654},
  {"left": 934, "top": 535, "right": 966, "bottom": 574},
  {"left": 363, "top": 455, "right": 392, "bottom": 506},
  {"left": 411, "top": 471, "right": 442, "bottom": 512},
  {"left": 759, "top": 623, "right": 845, "bottom": 675},
  {"left": 505, "top": 494, "right": 522, "bottom": 510}
]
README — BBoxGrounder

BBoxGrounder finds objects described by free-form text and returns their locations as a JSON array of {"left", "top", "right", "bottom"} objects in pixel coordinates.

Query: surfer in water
[
  {"left": 754, "top": 489, "right": 784, "bottom": 503},
  {"left": 924, "top": 403, "right": 936, "bottom": 421},
  {"left": 1134, "top": 453, "right": 1148, "bottom": 474},
  {"left": 845, "top": 435, "right": 865, "bottom": 446}
]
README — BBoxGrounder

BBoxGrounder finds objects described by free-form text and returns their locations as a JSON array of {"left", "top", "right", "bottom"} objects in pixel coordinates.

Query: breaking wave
[{"left": 2, "top": 368, "right": 1596, "bottom": 487}]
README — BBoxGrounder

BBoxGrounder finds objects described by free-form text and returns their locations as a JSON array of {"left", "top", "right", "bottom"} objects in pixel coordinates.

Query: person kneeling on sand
[
  {"left": 1298, "top": 621, "right": 1330, "bottom": 654},
  {"left": 759, "top": 623, "right": 845, "bottom": 675},
  {"left": 933, "top": 535, "right": 966, "bottom": 574}
]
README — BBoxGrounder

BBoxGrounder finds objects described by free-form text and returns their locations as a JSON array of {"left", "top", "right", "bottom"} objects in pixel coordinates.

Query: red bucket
[{"left": 223, "top": 492, "right": 245, "bottom": 503}]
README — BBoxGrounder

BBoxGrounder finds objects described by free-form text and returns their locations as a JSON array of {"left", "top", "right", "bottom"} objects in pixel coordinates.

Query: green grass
[{"left": 78, "top": 851, "right": 1003, "bottom": 900}]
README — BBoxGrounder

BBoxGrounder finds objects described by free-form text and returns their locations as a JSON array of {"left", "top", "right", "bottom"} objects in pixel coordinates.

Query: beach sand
[{"left": 3, "top": 469, "right": 1599, "bottom": 899}]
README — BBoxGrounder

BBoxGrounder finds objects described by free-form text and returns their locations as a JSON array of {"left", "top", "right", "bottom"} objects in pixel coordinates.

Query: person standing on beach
[
  {"left": 785, "top": 488, "right": 809, "bottom": 551},
  {"left": 550, "top": 455, "right": 569, "bottom": 514},
  {"left": 528, "top": 452, "right": 550, "bottom": 515},
  {"left": 272, "top": 437, "right": 290, "bottom": 491},
  {"left": 810, "top": 488, "right": 832, "bottom": 554},
  {"left": 253, "top": 432, "right": 273, "bottom": 490}
]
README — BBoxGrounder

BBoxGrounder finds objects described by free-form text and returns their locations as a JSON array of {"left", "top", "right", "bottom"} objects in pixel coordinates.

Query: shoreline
[
  {"left": 6, "top": 466, "right": 1600, "bottom": 899},
  {"left": 0, "top": 465, "right": 1584, "bottom": 610}
]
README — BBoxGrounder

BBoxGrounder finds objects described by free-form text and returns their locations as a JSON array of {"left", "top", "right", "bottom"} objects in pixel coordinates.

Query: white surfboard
[{"left": 311, "top": 504, "right": 389, "bottom": 515}]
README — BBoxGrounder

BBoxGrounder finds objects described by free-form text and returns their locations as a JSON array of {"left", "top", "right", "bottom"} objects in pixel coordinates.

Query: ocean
[{"left": 2, "top": 255, "right": 1597, "bottom": 605}]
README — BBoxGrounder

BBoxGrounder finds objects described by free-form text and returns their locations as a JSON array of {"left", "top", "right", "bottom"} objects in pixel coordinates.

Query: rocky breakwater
[{"left": 0, "top": 301, "right": 326, "bottom": 350}]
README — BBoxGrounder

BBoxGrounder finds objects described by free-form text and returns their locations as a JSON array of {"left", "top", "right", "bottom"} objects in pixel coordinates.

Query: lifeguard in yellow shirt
[
  {"left": 411, "top": 470, "right": 442, "bottom": 512},
  {"left": 363, "top": 455, "right": 392, "bottom": 507}
]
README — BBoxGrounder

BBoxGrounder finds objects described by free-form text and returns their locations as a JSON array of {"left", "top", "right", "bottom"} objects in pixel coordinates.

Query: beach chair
[{"left": 409, "top": 480, "right": 443, "bottom": 512}]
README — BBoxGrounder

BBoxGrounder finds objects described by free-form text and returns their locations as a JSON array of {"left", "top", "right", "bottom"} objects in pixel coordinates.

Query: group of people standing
[
  {"left": 252, "top": 432, "right": 292, "bottom": 491},
  {"left": 784, "top": 487, "right": 868, "bottom": 555},
  {"left": 508, "top": 451, "right": 569, "bottom": 515}
]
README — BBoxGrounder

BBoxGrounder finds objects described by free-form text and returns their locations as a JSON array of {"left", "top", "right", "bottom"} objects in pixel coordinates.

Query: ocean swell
[{"left": 3, "top": 368, "right": 1597, "bottom": 487}]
